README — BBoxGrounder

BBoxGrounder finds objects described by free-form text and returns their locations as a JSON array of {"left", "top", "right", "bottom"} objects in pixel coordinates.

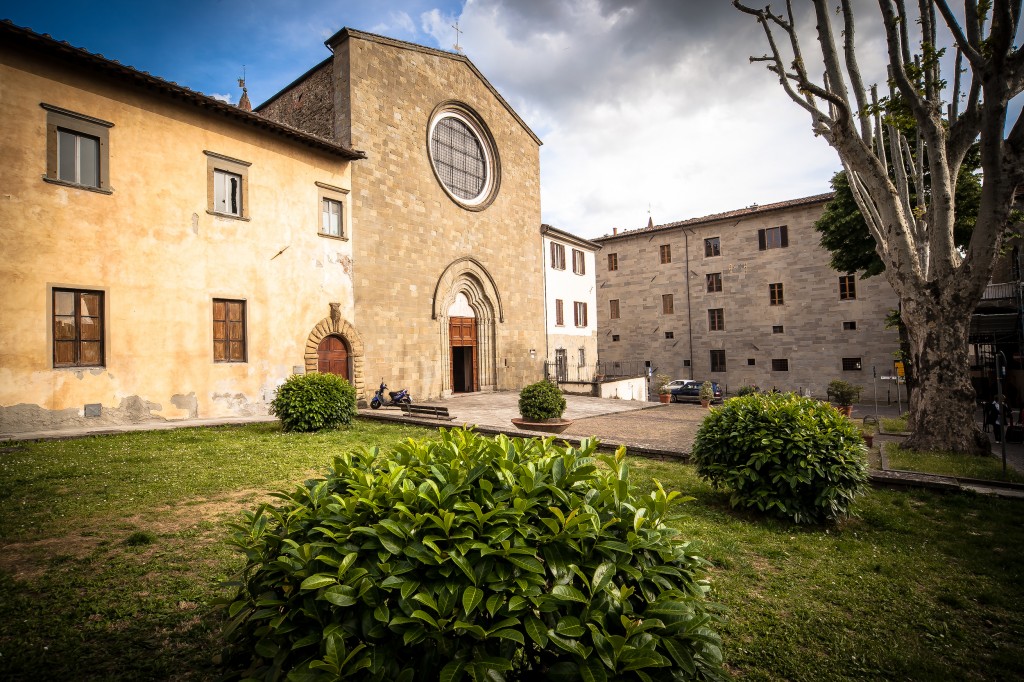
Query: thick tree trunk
[{"left": 900, "top": 293, "right": 989, "bottom": 455}]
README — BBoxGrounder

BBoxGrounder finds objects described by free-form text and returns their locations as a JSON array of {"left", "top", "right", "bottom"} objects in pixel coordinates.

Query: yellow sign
[{"left": 895, "top": 361, "right": 905, "bottom": 377}]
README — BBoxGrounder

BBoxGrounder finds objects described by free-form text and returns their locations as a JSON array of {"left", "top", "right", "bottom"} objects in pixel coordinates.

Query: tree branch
[
  {"left": 841, "top": 0, "right": 872, "bottom": 142},
  {"left": 933, "top": 0, "right": 984, "bottom": 67}
]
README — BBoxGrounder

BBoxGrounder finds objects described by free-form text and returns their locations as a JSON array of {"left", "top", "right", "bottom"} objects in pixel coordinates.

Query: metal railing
[
  {"left": 981, "top": 281, "right": 1023, "bottom": 301},
  {"left": 544, "top": 360, "right": 647, "bottom": 384}
]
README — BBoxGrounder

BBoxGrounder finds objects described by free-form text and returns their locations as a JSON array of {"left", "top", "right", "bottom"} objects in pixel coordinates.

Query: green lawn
[
  {"left": 1, "top": 422, "right": 1022, "bottom": 680},
  {"left": 882, "top": 441, "right": 1024, "bottom": 483}
]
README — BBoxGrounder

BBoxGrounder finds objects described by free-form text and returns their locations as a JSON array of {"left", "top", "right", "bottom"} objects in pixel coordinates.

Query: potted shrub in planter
[
  {"left": 512, "top": 380, "right": 572, "bottom": 433},
  {"left": 655, "top": 373, "right": 672, "bottom": 403},
  {"left": 699, "top": 380, "right": 716, "bottom": 408},
  {"left": 827, "top": 379, "right": 862, "bottom": 417}
]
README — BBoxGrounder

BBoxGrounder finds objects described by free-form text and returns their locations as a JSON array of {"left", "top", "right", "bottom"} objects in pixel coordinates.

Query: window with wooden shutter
[
  {"left": 759, "top": 225, "right": 788, "bottom": 250},
  {"left": 574, "top": 301, "right": 588, "bottom": 327},
  {"left": 839, "top": 275, "right": 857, "bottom": 300},
  {"left": 53, "top": 288, "right": 104, "bottom": 367},
  {"left": 213, "top": 299, "right": 247, "bottom": 363},
  {"left": 550, "top": 243, "right": 566, "bottom": 270}
]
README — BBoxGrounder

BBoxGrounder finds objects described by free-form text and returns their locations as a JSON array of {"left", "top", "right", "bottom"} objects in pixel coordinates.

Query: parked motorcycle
[{"left": 370, "top": 379, "right": 412, "bottom": 409}]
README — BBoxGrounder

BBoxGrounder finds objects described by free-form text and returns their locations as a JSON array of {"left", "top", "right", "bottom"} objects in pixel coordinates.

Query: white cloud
[
  {"left": 372, "top": 10, "right": 417, "bottom": 36},
  {"left": 437, "top": 0, "right": 866, "bottom": 237},
  {"left": 208, "top": 92, "right": 233, "bottom": 104}
]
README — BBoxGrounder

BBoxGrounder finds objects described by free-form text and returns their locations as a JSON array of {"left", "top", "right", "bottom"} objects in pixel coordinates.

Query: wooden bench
[{"left": 399, "top": 403, "right": 455, "bottom": 421}]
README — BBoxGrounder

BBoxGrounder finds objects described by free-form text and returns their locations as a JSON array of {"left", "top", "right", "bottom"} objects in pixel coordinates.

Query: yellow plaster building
[
  {"left": 0, "top": 22, "right": 365, "bottom": 434},
  {"left": 0, "top": 22, "right": 550, "bottom": 435}
]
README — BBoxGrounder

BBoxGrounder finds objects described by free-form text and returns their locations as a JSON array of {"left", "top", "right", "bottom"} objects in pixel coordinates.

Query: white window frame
[
  {"left": 205, "top": 151, "right": 250, "bottom": 220},
  {"left": 214, "top": 169, "right": 242, "bottom": 216},
  {"left": 42, "top": 103, "right": 113, "bottom": 194},
  {"left": 316, "top": 181, "right": 350, "bottom": 240}
]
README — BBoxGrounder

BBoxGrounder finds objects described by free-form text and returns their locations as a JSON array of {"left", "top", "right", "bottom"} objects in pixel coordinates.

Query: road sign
[{"left": 895, "top": 361, "right": 905, "bottom": 377}]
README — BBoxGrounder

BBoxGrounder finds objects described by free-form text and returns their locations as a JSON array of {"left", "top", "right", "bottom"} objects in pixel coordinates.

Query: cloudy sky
[{"left": 2, "top": 0, "right": 910, "bottom": 238}]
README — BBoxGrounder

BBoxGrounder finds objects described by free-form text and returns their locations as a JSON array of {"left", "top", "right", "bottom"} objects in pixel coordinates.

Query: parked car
[
  {"left": 664, "top": 379, "right": 690, "bottom": 391},
  {"left": 670, "top": 380, "right": 723, "bottom": 403}
]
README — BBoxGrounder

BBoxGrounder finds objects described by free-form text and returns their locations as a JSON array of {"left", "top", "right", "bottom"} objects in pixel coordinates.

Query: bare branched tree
[{"left": 734, "top": 0, "right": 1024, "bottom": 455}]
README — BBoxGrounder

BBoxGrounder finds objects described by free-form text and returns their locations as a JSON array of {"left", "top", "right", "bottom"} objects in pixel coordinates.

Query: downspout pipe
[
  {"left": 683, "top": 227, "right": 694, "bottom": 379},
  {"left": 542, "top": 232, "right": 550, "bottom": 380}
]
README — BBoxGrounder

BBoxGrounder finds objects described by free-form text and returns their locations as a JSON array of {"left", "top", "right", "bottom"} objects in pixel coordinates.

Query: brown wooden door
[
  {"left": 449, "top": 317, "right": 478, "bottom": 392},
  {"left": 317, "top": 335, "right": 350, "bottom": 380}
]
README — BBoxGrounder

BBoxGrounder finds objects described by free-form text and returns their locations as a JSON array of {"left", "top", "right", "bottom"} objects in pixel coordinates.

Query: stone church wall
[
  {"left": 336, "top": 33, "right": 547, "bottom": 400},
  {"left": 256, "top": 59, "right": 336, "bottom": 143}
]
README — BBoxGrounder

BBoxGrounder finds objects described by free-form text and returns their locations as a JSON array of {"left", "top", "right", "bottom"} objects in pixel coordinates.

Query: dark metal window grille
[
  {"left": 708, "top": 308, "right": 724, "bottom": 331},
  {"left": 710, "top": 349, "right": 726, "bottom": 372},
  {"left": 431, "top": 117, "right": 486, "bottom": 200},
  {"left": 771, "top": 358, "right": 789, "bottom": 371},
  {"left": 842, "top": 357, "right": 862, "bottom": 371}
]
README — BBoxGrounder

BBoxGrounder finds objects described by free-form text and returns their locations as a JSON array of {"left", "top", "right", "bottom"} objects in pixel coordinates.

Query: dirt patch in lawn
[
  {"left": 123, "top": 487, "right": 275, "bottom": 535},
  {"left": 0, "top": 486, "right": 283, "bottom": 583},
  {"left": 0, "top": 534, "right": 103, "bottom": 581}
]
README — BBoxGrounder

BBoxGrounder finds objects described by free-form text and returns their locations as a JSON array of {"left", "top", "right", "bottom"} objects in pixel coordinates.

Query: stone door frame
[{"left": 304, "top": 304, "right": 366, "bottom": 400}]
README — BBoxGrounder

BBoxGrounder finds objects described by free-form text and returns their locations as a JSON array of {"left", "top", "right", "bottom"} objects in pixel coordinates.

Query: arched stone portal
[
  {"left": 304, "top": 303, "right": 366, "bottom": 399},
  {"left": 433, "top": 258, "right": 502, "bottom": 396}
]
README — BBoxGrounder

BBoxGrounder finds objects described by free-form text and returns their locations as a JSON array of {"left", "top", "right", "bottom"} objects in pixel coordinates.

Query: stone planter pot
[
  {"left": 836, "top": 404, "right": 854, "bottom": 417},
  {"left": 511, "top": 417, "right": 573, "bottom": 434},
  {"left": 700, "top": 399, "right": 711, "bottom": 408},
  {"left": 659, "top": 393, "right": 671, "bottom": 404}
]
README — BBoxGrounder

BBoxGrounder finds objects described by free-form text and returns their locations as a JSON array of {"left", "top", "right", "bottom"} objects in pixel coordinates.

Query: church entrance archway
[
  {"left": 317, "top": 335, "right": 350, "bottom": 380},
  {"left": 449, "top": 310, "right": 478, "bottom": 393},
  {"left": 433, "top": 258, "right": 503, "bottom": 397}
]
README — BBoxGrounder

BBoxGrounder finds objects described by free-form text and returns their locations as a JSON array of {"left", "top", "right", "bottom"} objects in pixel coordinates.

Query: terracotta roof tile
[{"left": 595, "top": 192, "right": 834, "bottom": 242}]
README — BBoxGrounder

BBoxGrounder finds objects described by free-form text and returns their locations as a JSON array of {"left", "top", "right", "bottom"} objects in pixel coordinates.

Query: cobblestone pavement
[{"left": 562, "top": 403, "right": 706, "bottom": 452}]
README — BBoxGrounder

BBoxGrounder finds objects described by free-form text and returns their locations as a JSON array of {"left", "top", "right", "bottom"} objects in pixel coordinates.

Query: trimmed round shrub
[
  {"left": 691, "top": 392, "right": 868, "bottom": 524},
  {"left": 222, "top": 429, "right": 724, "bottom": 681},
  {"left": 735, "top": 385, "right": 759, "bottom": 397},
  {"left": 270, "top": 372, "right": 357, "bottom": 432},
  {"left": 518, "top": 380, "right": 567, "bottom": 421}
]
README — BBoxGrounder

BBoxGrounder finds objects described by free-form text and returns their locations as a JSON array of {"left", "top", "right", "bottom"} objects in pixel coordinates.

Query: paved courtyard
[{"left": 367, "top": 392, "right": 820, "bottom": 455}]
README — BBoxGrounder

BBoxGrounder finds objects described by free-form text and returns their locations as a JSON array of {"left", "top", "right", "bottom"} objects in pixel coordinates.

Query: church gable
[{"left": 328, "top": 28, "right": 540, "bottom": 147}]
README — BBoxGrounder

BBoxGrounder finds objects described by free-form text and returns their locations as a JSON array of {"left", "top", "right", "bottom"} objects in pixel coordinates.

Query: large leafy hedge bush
[
  {"left": 518, "top": 380, "right": 567, "bottom": 421},
  {"left": 270, "top": 373, "right": 357, "bottom": 432},
  {"left": 222, "top": 428, "right": 723, "bottom": 681},
  {"left": 690, "top": 392, "right": 868, "bottom": 524}
]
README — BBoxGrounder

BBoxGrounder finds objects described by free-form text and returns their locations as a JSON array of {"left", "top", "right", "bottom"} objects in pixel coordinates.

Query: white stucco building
[{"left": 541, "top": 225, "right": 601, "bottom": 385}]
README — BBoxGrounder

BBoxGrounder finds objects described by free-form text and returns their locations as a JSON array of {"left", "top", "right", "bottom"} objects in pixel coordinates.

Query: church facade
[
  {"left": 0, "top": 22, "right": 546, "bottom": 435},
  {"left": 259, "top": 29, "right": 546, "bottom": 400}
]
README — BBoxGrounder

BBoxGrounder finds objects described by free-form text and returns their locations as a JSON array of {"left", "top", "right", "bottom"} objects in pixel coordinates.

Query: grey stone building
[{"left": 594, "top": 194, "right": 901, "bottom": 397}]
